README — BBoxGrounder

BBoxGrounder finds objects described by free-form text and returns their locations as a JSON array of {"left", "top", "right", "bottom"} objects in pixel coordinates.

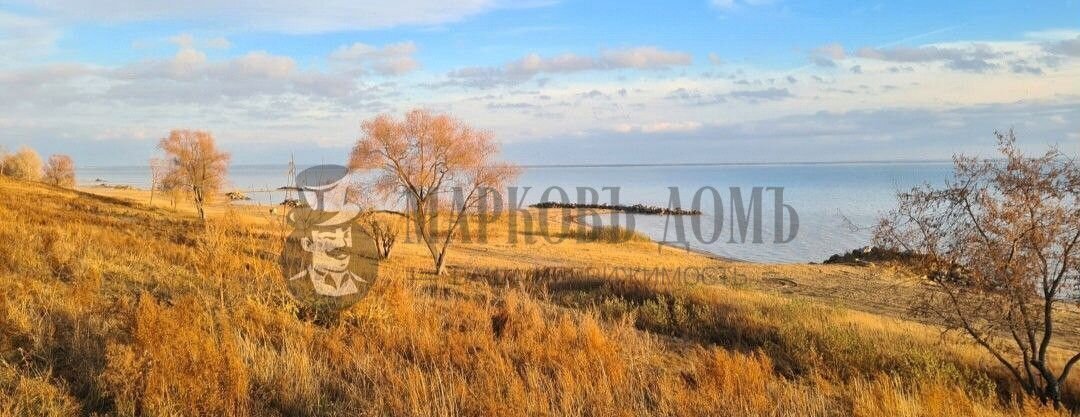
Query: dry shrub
[
  {"left": 0, "top": 364, "right": 80, "bottom": 417},
  {"left": 360, "top": 213, "right": 400, "bottom": 259},
  {"left": 99, "top": 294, "right": 249, "bottom": 417},
  {"left": 847, "top": 375, "right": 1064, "bottom": 417},
  {"left": 1, "top": 146, "right": 42, "bottom": 181},
  {"left": 562, "top": 224, "right": 650, "bottom": 243},
  {"left": 668, "top": 348, "right": 775, "bottom": 415},
  {"left": 239, "top": 338, "right": 330, "bottom": 416}
]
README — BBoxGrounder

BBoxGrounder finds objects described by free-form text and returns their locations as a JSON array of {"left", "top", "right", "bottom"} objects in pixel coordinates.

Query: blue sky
[{"left": 1, "top": 0, "right": 1079, "bottom": 165}]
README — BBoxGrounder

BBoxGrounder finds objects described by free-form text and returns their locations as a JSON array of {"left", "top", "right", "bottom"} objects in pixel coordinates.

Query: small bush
[
  {"left": 361, "top": 213, "right": 400, "bottom": 259},
  {"left": 99, "top": 294, "right": 249, "bottom": 417},
  {"left": 1, "top": 146, "right": 42, "bottom": 181},
  {"left": 563, "top": 225, "right": 650, "bottom": 243}
]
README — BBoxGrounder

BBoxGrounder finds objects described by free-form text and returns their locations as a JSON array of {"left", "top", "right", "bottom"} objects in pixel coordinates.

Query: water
[
  {"left": 79, "top": 162, "right": 953, "bottom": 263},
  {"left": 80, "top": 164, "right": 305, "bottom": 208}
]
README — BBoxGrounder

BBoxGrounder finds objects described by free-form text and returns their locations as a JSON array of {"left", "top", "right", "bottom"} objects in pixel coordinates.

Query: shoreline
[
  {"left": 531, "top": 201, "right": 702, "bottom": 216},
  {"left": 559, "top": 209, "right": 748, "bottom": 263},
  {"left": 79, "top": 183, "right": 789, "bottom": 266}
]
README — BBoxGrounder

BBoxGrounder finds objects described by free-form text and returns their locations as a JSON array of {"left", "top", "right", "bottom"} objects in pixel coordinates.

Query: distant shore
[{"left": 532, "top": 201, "right": 702, "bottom": 216}]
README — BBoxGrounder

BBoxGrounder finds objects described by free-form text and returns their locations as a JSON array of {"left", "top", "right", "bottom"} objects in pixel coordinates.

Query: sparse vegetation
[
  {"left": 0, "top": 177, "right": 1073, "bottom": 416},
  {"left": 226, "top": 191, "right": 252, "bottom": 201},
  {"left": 561, "top": 224, "right": 651, "bottom": 243},
  {"left": 1, "top": 146, "right": 43, "bottom": 182},
  {"left": 876, "top": 131, "right": 1080, "bottom": 409},
  {"left": 157, "top": 129, "right": 231, "bottom": 221},
  {"left": 349, "top": 109, "right": 519, "bottom": 274},
  {"left": 148, "top": 157, "right": 168, "bottom": 206},
  {"left": 360, "top": 213, "right": 401, "bottom": 259},
  {"left": 42, "top": 154, "right": 76, "bottom": 188}
]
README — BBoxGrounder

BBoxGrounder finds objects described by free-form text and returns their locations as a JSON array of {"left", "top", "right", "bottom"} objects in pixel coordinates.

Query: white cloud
[
  {"left": 0, "top": 39, "right": 387, "bottom": 112},
  {"left": 447, "top": 46, "right": 692, "bottom": 87},
  {"left": 665, "top": 86, "right": 794, "bottom": 105},
  {"left": 205, "top": 37, "right": 231, "bottom": 49},
  {"left": 510, "top": 99, "right": 1079, "bottom": 165},
  {"left": 0, "top": 11, "right": 61, "bottom": 63},
  {"left": 15, "top": 0, "right": 540, "bottom": 33},
  {"left": 2, "top": 13, "right": 1080, "bottom": 166},
  {"left": 1024, "top": 29, "right": 1080, "bottom": 41},
  {"left": 613, "top": 121, "right": 703, "bottom": 134},
  {"left": 330, "top": 42, "right": 420, "bottom": 75},
  {"left": 1047, "top": 36, "right": 1080, "bottom": 57},
  {"left": 169, "top": 47, "right": 208, "bottom": 77},
  {"left": 811, "top": 41, "right": 1058, "bottom": 75},
  {"left": 854, "top": 44, "right": 1000, "bottom": 72},
  {"left": 810, "top": 43, "right": 845, "bottom": 67},
  {"left": 600, "top": 47, "right": 693, "bottom": 69},
  {"left": 220, "top": 52, "right": 296, "bottom": 79},
  {"left": 727, "top": 87, "right": 792, "bottom": 101},
  {"left": 509, "top": 53, "right": 596, "bottom": 74},
  {"left": 170, "top": 33, "right": 230, "bottom": 49},
  {"left": 167, "top": 33, "right": 196, "bottom": 49}
]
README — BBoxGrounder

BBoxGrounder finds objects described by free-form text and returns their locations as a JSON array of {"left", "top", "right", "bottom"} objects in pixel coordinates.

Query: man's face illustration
[
  {"left": 283, "top": 165, "right": 380, "bottom": 308},
  {"left": 301, "top": 226, "right": 352, "bottom": 273}
]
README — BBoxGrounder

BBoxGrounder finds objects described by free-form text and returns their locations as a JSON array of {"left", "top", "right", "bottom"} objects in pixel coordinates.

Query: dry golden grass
[{"left": 0, "top": 178, "right": 1071, "bottom": 416}]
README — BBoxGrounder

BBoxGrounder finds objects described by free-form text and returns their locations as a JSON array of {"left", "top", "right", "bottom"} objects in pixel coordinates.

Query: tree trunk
[
  {"left": 434, "top": 254, "right": 447, "bottom": 275},
  {"left": 411, "top": 215, "right": 443, "bottom": 274},
  {"left": 379, "top": 238, "right": 394, "bottom": 259},
  {"left": 194, "top": 186, "right": 206, "bottom": 221},
  {"left": 1046, "top": 381, "right": 1061, "bottom": 409}
]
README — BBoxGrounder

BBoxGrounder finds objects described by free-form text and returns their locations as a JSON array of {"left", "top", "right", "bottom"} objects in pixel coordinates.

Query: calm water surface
[{"left": 80, "top": 162, "right": 953, "bottom": 263}]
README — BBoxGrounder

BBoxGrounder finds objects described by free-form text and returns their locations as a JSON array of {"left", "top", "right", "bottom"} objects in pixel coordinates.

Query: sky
[{"left": 1, "top": 0, "right": 1079, "bottom": 166}]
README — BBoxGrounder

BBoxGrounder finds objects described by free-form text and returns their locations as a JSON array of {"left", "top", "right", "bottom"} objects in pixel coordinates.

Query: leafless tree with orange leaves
[
  {"left": 158, "top": 130, "right": 231, "bottom": 221},
  {"left": 349, "top": 109, "right": 518, "bottom": 274},
  {"left": 875, "top": 130, "right": 1080, "bottom": 408}
]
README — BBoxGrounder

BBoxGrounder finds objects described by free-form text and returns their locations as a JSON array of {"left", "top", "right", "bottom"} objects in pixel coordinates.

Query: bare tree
[
  {"left": 42, "top": 154, "right": 76, "bottom": 188},
  {"left": 360, "top": 213, "right": 401, "bottom": 259},
  {"left": 158, "top": 130, "right": 231, "bottom": 221},
  {"left": 875, "top": 130, "right": 1080, "bottom": 408},
  {"left": 149, "top": 157, "right": 168, "bottom": 206},
  {"left": 349, "top": 109, "right": 518, "bottom": 274},
  {"left": 1, "top": 146, "right": 43, "bottom": 181}
]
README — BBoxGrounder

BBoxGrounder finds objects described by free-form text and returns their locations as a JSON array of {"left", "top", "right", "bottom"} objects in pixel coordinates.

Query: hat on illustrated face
[{"left": 295, "top": 165, "right": 362, "bottom": 227}]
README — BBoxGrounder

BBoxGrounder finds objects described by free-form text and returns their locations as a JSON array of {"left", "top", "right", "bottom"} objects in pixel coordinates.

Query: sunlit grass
[{"left": 0, "top": 177, "right": 1071, "bottom": 416}]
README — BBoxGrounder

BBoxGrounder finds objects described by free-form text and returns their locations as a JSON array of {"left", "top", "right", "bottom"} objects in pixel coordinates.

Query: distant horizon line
[{"left": 78, "top": 158, "right": 957, "bottom": 170}]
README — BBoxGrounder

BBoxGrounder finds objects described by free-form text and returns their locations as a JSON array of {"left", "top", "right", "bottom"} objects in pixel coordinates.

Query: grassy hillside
[{"left": 0, "top": 178, "right": 1071, "bottom": 416}]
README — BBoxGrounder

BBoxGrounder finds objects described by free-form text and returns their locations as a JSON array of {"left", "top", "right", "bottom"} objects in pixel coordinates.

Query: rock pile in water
[
  {"left": 530, "top": 201, "right": 702, "bottom": 215},
  {"left": 823, "top": 246, "right": 922, "bottom": 267}
]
